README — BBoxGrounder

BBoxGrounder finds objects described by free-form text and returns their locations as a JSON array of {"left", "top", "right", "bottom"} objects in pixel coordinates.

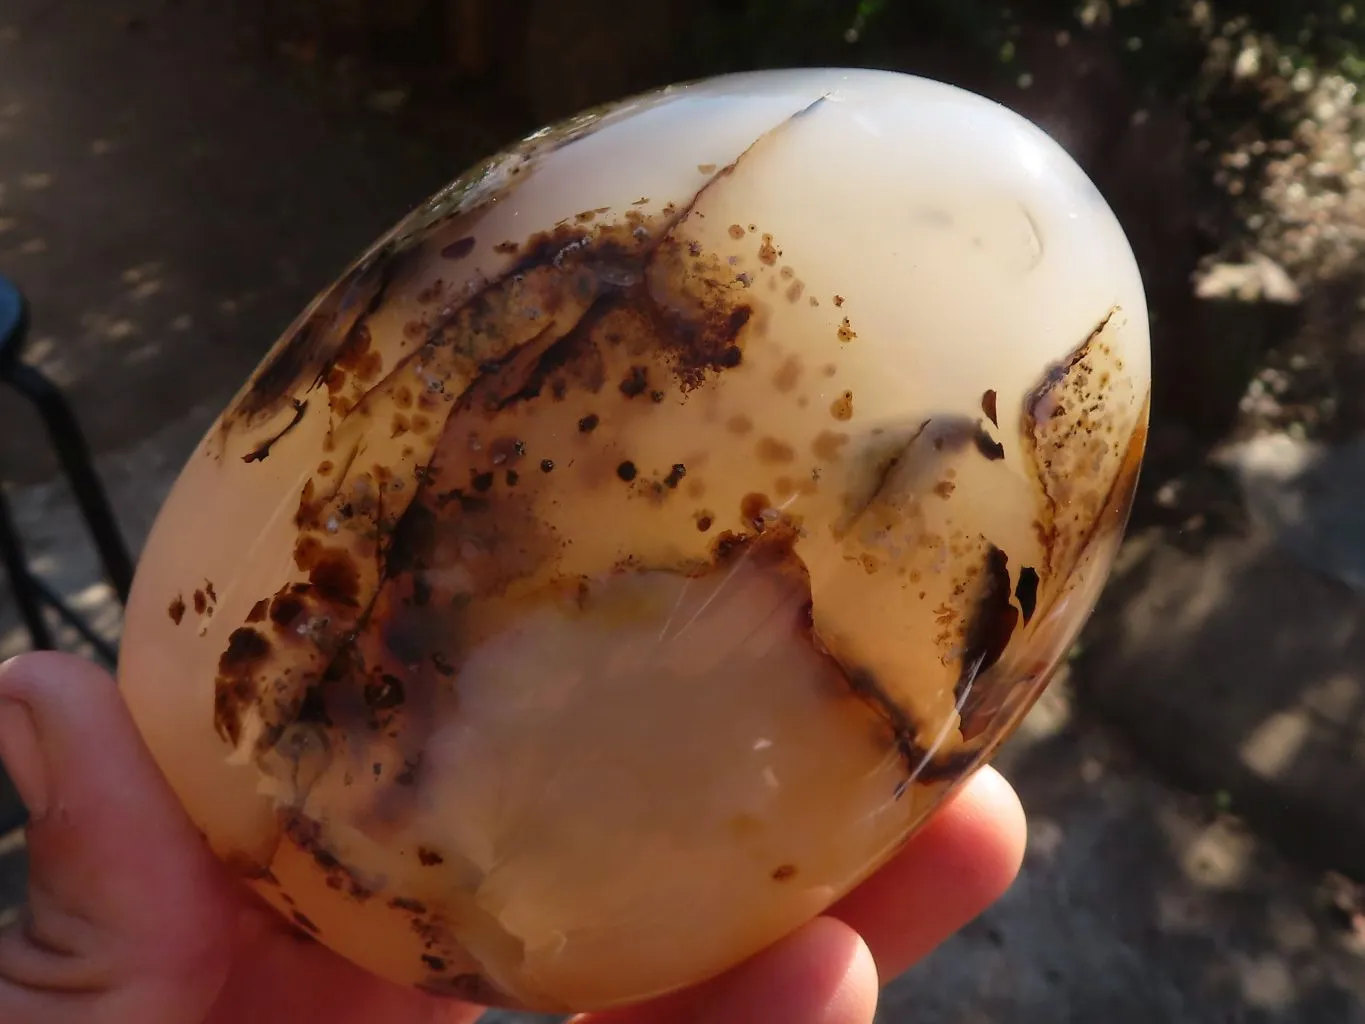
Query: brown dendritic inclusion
[{"left": 122, "top": 71, "right": 1150, "bottom": 1014}]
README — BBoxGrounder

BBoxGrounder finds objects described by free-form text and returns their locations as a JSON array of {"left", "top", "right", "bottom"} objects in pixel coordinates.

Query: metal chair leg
[
  {"left": 0, "top": 481, "right": 55, "bottom": 652},
  {"left": 3, "top": 362, "right": 134, "bottom": 604}
]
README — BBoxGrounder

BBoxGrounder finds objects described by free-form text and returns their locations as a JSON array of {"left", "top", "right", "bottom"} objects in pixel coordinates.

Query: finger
[
  {"left": 577, "top": 915, "right": 878, "bottom": 1024},
  {"left": 206, "top": 903, "right": 488, "bottom": 1024},
  {"left": 828, "top": 765, "right": 1026, "bottom": 982},
  {"left": 0, "top": 652, "right": 235, "bottom": 1022}
]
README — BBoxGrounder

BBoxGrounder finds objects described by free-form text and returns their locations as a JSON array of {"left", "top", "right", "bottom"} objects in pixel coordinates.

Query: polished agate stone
[{"left": 117, "top": 68, "right": 1150, "bottom": 1013}]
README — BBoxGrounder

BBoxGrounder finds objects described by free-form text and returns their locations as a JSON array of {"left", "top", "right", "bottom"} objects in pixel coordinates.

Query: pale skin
[{"left": 0, "top": 651, "right": 1026, "bottom": 1024}]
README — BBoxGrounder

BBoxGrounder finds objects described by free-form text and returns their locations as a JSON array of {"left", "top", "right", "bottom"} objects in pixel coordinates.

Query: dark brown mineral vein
[{"left": 242, "top": 399, "right": 309, "bottom": 463}]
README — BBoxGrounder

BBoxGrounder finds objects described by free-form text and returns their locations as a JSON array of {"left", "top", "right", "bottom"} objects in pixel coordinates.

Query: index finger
[{"left": 828, "top": 765, "right": 1026, "bottom": 982}]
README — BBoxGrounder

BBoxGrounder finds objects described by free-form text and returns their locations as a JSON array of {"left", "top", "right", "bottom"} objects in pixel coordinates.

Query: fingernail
[{"left": 0, "top": 697, "right": 48, "bottom": 823}]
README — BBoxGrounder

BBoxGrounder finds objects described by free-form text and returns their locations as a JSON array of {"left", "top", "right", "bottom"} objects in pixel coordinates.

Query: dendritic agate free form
[{"left": 117, "top": 68, "right": 1150, "bottom": 1013}]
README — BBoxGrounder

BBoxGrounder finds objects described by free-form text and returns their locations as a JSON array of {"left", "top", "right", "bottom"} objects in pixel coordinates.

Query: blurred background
[{"left": 3, "top": 0, "right": 1365, "bottom": 1020}]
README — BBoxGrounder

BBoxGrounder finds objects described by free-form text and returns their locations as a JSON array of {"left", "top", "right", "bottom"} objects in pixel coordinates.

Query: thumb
[{"left": 0, "top": 651, "right": 235, "bottom": 1023}]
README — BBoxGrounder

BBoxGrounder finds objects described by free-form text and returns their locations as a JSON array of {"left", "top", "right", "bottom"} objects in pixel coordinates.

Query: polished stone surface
[{"left": 116, "top": 69, "right": 1147, "bottom": 1011}]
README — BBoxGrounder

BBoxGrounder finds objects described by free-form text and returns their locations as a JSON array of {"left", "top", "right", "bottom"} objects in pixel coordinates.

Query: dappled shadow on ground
[
  {"left": 882, "top": 700, "right": 1365, "bottom": 1023},
  {"left": 0, "top": 0, "right": 471, "bottom": 484},
  {"left": 1076, "top": 449, "right": 1365, "bottom": 879}
]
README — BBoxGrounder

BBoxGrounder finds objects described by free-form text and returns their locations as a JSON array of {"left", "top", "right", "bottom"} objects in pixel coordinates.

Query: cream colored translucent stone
[{"left": 117, "top": 68, "right": 1150, "bottom": 1013}]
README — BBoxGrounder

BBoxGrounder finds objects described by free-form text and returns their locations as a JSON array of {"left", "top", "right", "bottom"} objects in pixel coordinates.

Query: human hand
[{"left": 0, "top": 651, "right": 1025, "bottom": 1024}]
